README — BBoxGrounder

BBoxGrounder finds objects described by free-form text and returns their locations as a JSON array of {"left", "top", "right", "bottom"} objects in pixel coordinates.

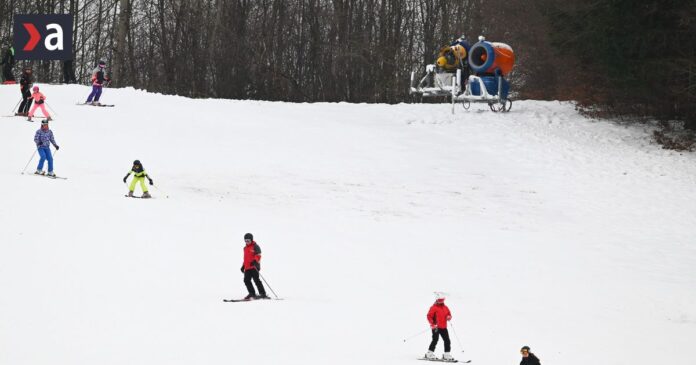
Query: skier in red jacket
[
  {"left": 424, "top": 296, "right": 455, "bottom": 361},
  {"left": 240, "top": 233, "right": 267, "bottom": 300}
]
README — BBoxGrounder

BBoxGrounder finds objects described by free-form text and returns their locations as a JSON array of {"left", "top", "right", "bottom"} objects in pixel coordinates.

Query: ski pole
[
  {"left": 259, "top": 273, "right": 279, "bottom": 299},
  {"left": 151, "top": 184, "right": 169, "bottom": 198},
  {"left": 10, "top": 97, "right": 22, "bottom": 115},
  {"left": 403, "top": 327, "right": 429, "bottom": 342},
  {"left": 45, "top": 101, "right": 59, "bottom": 118},
  {"left": 449, "top": 322, "right": 465, "bottom": 352},
  {"left": 20, "top": 150, "right": 37, "bottom": 174}
]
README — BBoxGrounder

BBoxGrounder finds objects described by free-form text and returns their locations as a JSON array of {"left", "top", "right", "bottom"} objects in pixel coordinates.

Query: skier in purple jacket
[{"left": 33, "top": 120, "right": 60, "bottom": 176}]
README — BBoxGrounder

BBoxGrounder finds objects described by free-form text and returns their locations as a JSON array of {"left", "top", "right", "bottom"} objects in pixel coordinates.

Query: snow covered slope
[{"left": 1, "top": 84, "right": 695, "bottom": 365}]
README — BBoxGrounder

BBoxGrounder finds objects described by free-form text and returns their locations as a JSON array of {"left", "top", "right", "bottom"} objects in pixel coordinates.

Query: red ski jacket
[
  {"left": 427, "top": 303, "right": 452, "bottom": 329},
  {"left": 242, "top": 241, "right": 262, "bottom": 271}
]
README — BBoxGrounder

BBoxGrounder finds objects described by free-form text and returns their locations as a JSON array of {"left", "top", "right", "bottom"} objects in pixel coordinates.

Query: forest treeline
[{"left": 1, "top": 0, "right": 695, "bottom": 133}]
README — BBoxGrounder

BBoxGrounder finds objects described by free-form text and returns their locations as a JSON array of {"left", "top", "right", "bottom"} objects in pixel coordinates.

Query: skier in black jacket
[
  {"left": 520, "top": 346, "right": 541, "bottom": 365},
  {"left": 17, "top": 67, "right": 34, "bottom": 116},
  {"left": 1, "top": 45, "right": 15, "bottom": 82}
]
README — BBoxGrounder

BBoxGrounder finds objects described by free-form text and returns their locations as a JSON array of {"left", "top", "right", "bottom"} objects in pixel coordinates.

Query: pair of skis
[
  {"left": 124, "top": 194, "right": 153, "bottom": 199},
  {"left": 1, "top": 115, "right": 52, "bottom": 123},
  {"left": 76, "top": 102, "right": 115, "bottom": 107},
  {"left": 223, "top": 296, "right": 282, "bottom": 303},
  {"left": 418, "top": 358, "right": 470, "bottom": 363},
  {"left": 25, "top": 172, "right": 67, "bottom": 180}
]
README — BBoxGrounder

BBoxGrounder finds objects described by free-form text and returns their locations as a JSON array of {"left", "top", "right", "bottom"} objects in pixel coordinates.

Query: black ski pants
[
  {"left": 428, "top": 328, "right": 451, "bottom": 352},
  {"left": 18, "top": 87, "right": 32, "bottom": 114},
  {"left": 243, "top": 268, "right": 266, "bottom": 296}
]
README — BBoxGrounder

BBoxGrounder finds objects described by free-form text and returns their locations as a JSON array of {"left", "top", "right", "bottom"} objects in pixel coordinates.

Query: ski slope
[{"left": 1, "top": 84, "right": 695, "bottom": 365}]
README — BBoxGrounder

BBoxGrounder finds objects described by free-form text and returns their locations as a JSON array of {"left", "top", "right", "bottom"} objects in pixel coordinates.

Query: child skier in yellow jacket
[{"left": 123, "top": 160, "right": 153, "bottom": 198}]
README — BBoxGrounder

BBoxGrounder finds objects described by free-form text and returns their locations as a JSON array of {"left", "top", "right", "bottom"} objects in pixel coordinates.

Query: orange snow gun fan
[{"left": 468, "top": 40, "right": 515, "bottom": 76}]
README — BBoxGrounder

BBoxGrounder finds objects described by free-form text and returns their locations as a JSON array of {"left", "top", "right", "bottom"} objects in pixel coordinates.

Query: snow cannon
[{"left": 468, "top": 40, "right": 515, "bottom": 76}]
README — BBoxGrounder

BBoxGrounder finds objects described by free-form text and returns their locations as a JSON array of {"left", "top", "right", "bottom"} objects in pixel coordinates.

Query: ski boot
[
  {"left": 15, "top": 112, "right": 26, "bottom": 116},
  {"left": 141, "top": 191, "right": 152, "bottom": 199},
  {"left": 91, "top": 101, "right": 100, "bottom": 106},
  {"left": 424, "top": 351, "right": 437, "bottom": 360},
  {"left": 34, "top": 170, "right": 45, "bottom": 175},
  {"left": 443, "top": 352, "right": 455, "bottom": 362},
  {"left": 256, "top": 294, "right": 269, "bottom": 299},
  {"left": 127, "top": 191, "right": 135, "bottom": 197},
  {"left": 27, "top": 116, "right": 32, "bottom": 122},
  {"left": 243, "top": 294, "right": 255, "bottom": 300},
  {"left": 47, "top": 172, "right": 56, "bottom": 177},
  {"left": 46, "top": 116, "right": 53, "bottom": 121}
]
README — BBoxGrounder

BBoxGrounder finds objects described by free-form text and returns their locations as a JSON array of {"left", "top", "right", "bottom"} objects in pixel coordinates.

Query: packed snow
[{"left": 1, "top": 84, "right": 695, "bottom": 365}]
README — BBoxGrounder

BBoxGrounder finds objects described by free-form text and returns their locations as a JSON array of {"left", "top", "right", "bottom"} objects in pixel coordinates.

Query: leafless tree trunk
[{"left": 112, "top": 0, "right": 130, "bottom": 86}]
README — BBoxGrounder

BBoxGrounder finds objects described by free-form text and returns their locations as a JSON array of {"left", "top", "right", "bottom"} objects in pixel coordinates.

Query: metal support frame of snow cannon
[
  {"left": 409, "top": 65, "right": 511, "bottom": 114},
  {"left": 410, "top": 64, "right": 462, "bottom": 102},
  {"left": 454, "top": 74, "right": 512, "bottom": 113}
]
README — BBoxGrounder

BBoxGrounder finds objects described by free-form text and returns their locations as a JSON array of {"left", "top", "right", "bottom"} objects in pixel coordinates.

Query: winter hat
[
  {"left": 244, "top": 233, "right": 253, "bottom": 241},
  {"left": 32, "top": 86, "right": 39, "bottom": 91},
  {"left": 521, "top": 346, "right": 530, "bottom": 352},
  {"left": 41, "top": 120, "right": 49, "bottom": 126},
  {"left": 133, "top": 160, "right": 141, "bottom": 165}
]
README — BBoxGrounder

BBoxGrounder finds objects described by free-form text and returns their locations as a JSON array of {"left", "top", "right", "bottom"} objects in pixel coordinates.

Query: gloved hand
[
  {"left": 240, "top": 265, "right": 244, "bottom": 273},
  {"left": 36, "top": 99, "right": 44, "bottom": 104},
  {"left": 430, "top": 324, "right": 437, "bottom": 330},
  {"left": 123, "top": 176, "right": 128, "bottom": 183},
  {"left": 55, "top": 145, "right": 59, "bottom": 150},
  {"left": 252, "top": 260, "right": 260, "bottom": 271},
  {"left": 148, "top": 179, "right": 153, "bottom": 186},
  {"left": 447, "top": 315, "right": 452, "bottom": 321}
]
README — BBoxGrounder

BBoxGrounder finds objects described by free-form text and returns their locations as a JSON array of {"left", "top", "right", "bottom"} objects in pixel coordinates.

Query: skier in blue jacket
[{"left": 33, "top": 120, "right": 60, "bottom": 176}]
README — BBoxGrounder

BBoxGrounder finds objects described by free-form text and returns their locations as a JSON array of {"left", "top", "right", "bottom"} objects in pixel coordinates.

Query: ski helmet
[
  {"left": 32, "top": 86, "right": 39, "bottom": 92},
  {"left": 133, "top": 160, "right": 141, "bottom": 165},
  {"left": 244, "top": 233, "right": 253, "bottom": 241},
  {"left": 41, "top": 120, "right": 49, "bottom": 126},
  {"left": 521, "top": 346, "right": 530, "bottom": 353},
  {"left": 98, "top": 60, "right": 106, "bottom": 68}
]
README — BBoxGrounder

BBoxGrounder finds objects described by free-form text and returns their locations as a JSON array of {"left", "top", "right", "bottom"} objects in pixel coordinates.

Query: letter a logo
[{"left": 45, "top": 24, "right": 64, "bottom": 51}]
